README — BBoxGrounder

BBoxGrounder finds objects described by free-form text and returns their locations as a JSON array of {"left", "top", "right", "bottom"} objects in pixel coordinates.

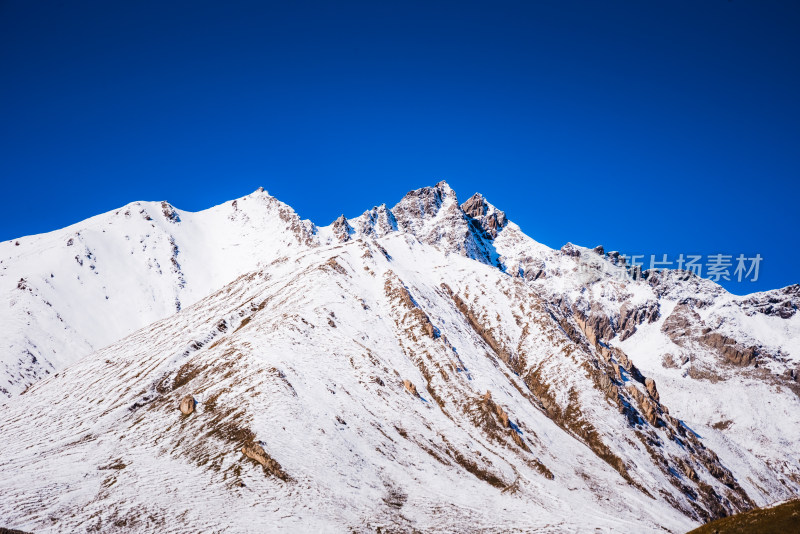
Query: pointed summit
[
  {"left": 461, "top": 192, "right": 507, "bottom": 239},
  {"left": 331, "top": 214, "right": 354, "bottom": 242},
  {"left": 392, "top": 181, "right": 459, "bottom": 222},
  {"left": 389, "top": 182, "right": 500, "bottom": 264},
  {"left": 352, "top": 204, "right": 398, "bottom": 238}
]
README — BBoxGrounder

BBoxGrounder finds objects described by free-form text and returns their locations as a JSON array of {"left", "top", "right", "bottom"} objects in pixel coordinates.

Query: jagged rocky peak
[
  {"left": 351, "top": 203, "right": 398, "bottom": 238},
  {"left": 390, "top": 181, "right": 498, "bottom": 264},
  {"left": 391, "top": 180, "right": 458, "bottom": 226},
  {"left": 460, "top": 192, "right": 508, "bottom": 238},
  {"left": 331, "top": 214, "right": 354, "bottom": 242}
]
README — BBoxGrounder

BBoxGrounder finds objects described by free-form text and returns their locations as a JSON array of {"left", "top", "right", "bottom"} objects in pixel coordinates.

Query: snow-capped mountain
[
  {"left": 0, "top": 182, "right": 798, "bottom": 533},
  {"left": 0, "top": 188, "right": 315, "bottom": 396}
]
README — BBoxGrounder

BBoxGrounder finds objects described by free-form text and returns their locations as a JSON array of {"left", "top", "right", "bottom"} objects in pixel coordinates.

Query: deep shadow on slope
[{"left": 687, "top": 499, "right": 800, "bottom": 534}]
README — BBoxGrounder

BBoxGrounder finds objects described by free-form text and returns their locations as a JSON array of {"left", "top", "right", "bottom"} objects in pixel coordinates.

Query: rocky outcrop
[
  {"left": 572, "top": 301, "right": 658, "bottom": 349},
  {"left": 460, "top": 193, "right": 508, "bottom": 239},
  {"left": 331, "top": 215, "right": 354, "bottom": 242},
  {"left": 384, "top": 272, "right": 437, "bottom": 339},
  {"left": 179, "top": 395, "right": 195, "bottom": 415},
  {"left": 352, "top": 204, "right": 398, "bottom": 238},
  {"left": 662, "top": 305, "right": 762, "bottom": 367},
  {"left": 560, "top": 243, "right": 582, "bottom": 258},
  {"left": 403, "top": 379, "right": 418, "bottom": 396},
  {"left": 618, "top": 301, "right": 660, "bottom": 341},
  {"left": 737, "top": 284, "right": 799, "bottom": 319},
  {"left": 390, "top": 182, "right": 495, "bottom": 264},
  {"left": 478, "top": 391, "right": 529, "bottom": 451},
  {"left": 626, "top": 384, "right": 661, "bottom": 427},
  {"left": 241, "top": 442, "right": 288, "bottom": 480},
  {"left": 645, "top": 377, "right": 660, "bottom": 402},
  {"left": 160, "top": 201, "right": 181, "bottom": 223}
]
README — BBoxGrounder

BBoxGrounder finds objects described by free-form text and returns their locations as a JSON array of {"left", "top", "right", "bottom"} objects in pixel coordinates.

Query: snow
[
  {"left": 0, "top": 181, "right": 797, "bottom": 533},
  {"left": 0, "top": 190, "right": 314, "bottom": 396}
]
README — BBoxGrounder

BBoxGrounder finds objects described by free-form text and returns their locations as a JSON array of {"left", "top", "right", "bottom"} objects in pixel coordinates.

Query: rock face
[
  {"left": 617, "top": 301, "right": 660, "bottom": 341},
  {"left": 738, "top": 284, "right": 800, "bottom": 319},
  {"left": 645, "top": 377, "right": 660, "bottom": 402},
  {"left": 389, "top": 182, "right": 497, "bottom": 264},
  {"left": 331, "top": 214, "right": 354, "bottom": 242},
  {"left": 403, "top": 379, "right": 418, "bottom": 396},
  {"left": 352, "top": 204, "right": 398, "bottom": 238},
  {"left": 662, "top": 305, "right": 762, "bottom": 367},
  {"left": 460, "top": 193, "right": 508, "bottom": 239},
  {"left": 241, "top": 443, "right": 288, "bottom": 481},
  {"left": 179, "top": 395, "right": 195, "bottom": 415}
]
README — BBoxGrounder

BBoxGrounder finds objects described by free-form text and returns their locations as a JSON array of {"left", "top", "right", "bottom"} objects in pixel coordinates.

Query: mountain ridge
[{"left": 1, "top": 182, "right": 798, "bottom": 533}]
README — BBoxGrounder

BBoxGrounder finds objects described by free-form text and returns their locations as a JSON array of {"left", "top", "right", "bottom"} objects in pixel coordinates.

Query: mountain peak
[
  {"left": 351, "top": 204, "right": 398, "bottom": 238},
  {"left": 331, "top": 214, "right": 354, "bottom": 242},
  {"left": 461, "top": 192, "right": 507, "bottom": 239}
]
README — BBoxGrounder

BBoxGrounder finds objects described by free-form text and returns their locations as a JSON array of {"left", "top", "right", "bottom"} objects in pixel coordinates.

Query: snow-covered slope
[
  {"left": 0, "top": 189, "right": 315, "bottom": 396},
  {"left": 0, "top": 181, "right": 798, "bottom": 533}
]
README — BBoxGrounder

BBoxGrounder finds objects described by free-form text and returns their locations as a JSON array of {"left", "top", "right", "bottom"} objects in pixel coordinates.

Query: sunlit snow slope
[
  {"left": 0, "top": 182, "right": 798, "bottom": 533},
  {"left": 0, "top": 189, "right": 315, "bottom": 396}
]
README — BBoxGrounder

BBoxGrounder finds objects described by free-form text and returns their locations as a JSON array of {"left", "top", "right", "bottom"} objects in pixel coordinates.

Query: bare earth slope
[{"left": 687, "top": 499, "right": 800, "bottom": 534}]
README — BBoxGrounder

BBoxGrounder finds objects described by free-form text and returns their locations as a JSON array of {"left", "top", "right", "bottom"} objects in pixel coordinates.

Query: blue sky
[{"left": 1, "top": 1, "right": 797, "bottom": 294}]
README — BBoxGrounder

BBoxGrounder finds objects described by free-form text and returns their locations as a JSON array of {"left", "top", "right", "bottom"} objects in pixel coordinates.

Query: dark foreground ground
[{"left": 688, "top": 499, "right": 800, "bottom": 534}]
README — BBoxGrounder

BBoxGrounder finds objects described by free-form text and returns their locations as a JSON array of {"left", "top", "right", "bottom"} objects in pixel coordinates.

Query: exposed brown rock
[
  {"left": 618, "top": 301, "right": 660, "bottom": 341},
  {"left": 645, "top": 377, "right": 660, "bottom": 402},
  {"left": 677, "top": 457, "right": 699, "bottom": 482},
  {"left": 403, "top": 379, "right": 418, "bottom": 396},
  {"left": 560, "top": 242, "right": 582, "bottom": 257},
  {"left": 241, "top": 442, "right": 288, "bottom": 480},
  {"left": 662, "top": 304, "right": 763, "bottom": 367},
  {"left": 611, "top": 362, "right": 622, "bottom": 381},
  {"left": 738, "top": 284, "right": 799, "bottom": 319},
  {"left": 573, "top": 301, "right": 658, "bottom": 345},
  {"left": 460, "top": 193, "right": 487, "bottom": 219},
  {"left": 424, "top": 321, "right": 435, "bottom": 338},
  {"left": 460, "top": 193, "right": 508, "bottom": 238},
  {"left": 661, "top": 353, "right": 680, "bottom": 369},
  {"left": 442, "top": 283, "right": 515, "bottom": 367},
  {"left": 574, "top": 311, "right": 615, "bottom": 346},
  {"left": 598, "top": 372, "right": 615, "bottom": 396},
  {"left": 161, "top": 201, "right": 180, "bottom": 223},
  {"left": 476, "top": 390, "right": 529, "bottom": 452},
  {"left": 616, "top": 349, "right": 646, "bottom": 383},
  {"left": 179, "top": 395, "right": 195, "bottom": 415},
  {"left": 331, "top": 214, "right": 354, "bottom": 242},
  {"left": 385, "top": 272, "right": 437, "bottom": 339},
  {"left": 626, "top": 385, "right": 660, "bottom": 427}
]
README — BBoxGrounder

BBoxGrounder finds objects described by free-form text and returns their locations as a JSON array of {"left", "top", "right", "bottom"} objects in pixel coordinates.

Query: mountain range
[{"left": 1, "top": 182, "right": 798, "bottom": 533}]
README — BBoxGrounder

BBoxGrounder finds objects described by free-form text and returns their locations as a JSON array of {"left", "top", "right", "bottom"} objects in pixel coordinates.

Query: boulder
[{"left": 179, "top": 395, "right": 195, "bottom": 415}]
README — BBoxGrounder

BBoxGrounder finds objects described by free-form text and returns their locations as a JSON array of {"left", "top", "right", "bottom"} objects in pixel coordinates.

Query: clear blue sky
[{"left": 1, "top": 1, "right": 798, "bottom": 294}]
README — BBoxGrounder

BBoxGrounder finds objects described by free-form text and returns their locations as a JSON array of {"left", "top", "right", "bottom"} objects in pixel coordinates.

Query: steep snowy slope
[
  {"left": 0, "top": 237, "right": 709, "bottom": 533},
  {"left": 0, "top": 189, "right": 315, "bottom": 396},
  {"left": 1, "top": 181, "right": 798, "bottom": 533}
]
